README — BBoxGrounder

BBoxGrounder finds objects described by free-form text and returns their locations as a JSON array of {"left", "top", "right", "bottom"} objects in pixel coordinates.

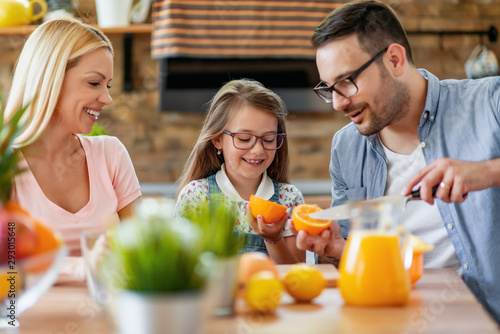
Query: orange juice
[{"left": 338, "top": 231, "right": 410, "bottom": 307}]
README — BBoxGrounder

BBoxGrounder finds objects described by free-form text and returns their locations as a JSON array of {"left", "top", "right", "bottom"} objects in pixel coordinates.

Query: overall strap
[
  {"left": 208, "top": 173, "right": 269, "bottom": 255},
  {"left": 208, "top": 174, "right": 225, "bottom": 202},
  {"left": 269, "top": 179, "right": 281, "bottom": 203}
]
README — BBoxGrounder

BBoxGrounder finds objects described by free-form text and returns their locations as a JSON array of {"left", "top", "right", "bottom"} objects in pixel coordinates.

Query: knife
[{"left": 309, "top": 186, "right": 438, "bottom": 220}]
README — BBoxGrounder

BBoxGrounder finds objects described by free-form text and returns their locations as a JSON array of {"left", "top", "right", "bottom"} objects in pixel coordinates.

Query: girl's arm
[
  {"left": 264, "top": 184, "right": 307, "bottom": 263},
  {"left": 249, "top": 213, "right": 306, "bottom": 264}
]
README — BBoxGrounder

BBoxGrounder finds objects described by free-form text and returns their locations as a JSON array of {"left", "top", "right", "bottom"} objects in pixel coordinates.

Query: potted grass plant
[
  {"left": 98, "top": 198, "right": 241, "bottom": 334},
  {"left": 182, "top": 201, "right": 244, "bottom": 316}
]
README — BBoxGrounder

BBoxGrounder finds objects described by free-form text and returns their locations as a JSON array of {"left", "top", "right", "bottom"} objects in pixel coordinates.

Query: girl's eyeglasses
[{"left": 223, "top": 130, "right": 286, "bottom": 150}]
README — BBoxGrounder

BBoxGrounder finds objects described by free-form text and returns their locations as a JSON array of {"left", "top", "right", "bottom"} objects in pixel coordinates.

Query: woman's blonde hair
[
  {"left": 178, "top": 79, "right": 290, "bottom": 193},
  {"left": 4, "top": 18, "right": 113, "bottom": 148}
]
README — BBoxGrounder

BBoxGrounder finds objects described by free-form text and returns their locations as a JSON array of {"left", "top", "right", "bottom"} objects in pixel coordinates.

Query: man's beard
[{"left": 356, "top": 68, "right": 411, "bottom": 136}]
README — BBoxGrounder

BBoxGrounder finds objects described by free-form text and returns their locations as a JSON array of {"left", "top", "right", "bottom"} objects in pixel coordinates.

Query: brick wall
[{"left": 1, "top": 0, "right": 498, "bottom": 184}]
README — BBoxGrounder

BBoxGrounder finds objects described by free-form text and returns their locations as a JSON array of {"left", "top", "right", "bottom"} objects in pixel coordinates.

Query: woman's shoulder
[
  {"left": 78, "top": 134, "right": 122, "bottom": 144},
  {"left": 78, "top": 135, "right": 128, "bottom": 157},
  {"left": 78, "top": 134, "right": 124, "bottom": 150}
]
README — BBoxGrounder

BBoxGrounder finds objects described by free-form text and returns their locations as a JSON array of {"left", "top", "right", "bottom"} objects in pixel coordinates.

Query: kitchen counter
[{"left": 14, "top": 267, "right": 499, "bottom": 333}]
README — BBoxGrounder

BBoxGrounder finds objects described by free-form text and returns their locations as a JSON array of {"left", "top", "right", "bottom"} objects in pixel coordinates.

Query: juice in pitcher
[{"left": 338, "top": 230, "right": 410, "bottom": 307}]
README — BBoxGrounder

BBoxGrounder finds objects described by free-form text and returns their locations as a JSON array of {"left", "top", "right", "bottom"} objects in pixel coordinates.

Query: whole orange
[
  {"left": 292, "top": 204, "right": 332, "bottom": 236},
  {"left": 238, "top": 251, "right": 278, "bottom": 287},
  {"left": 23, "top": 219, "right": 63, "bottom": 273},
  {"left": 5, "top": 201, "right": 37, "bottom": 259},
  {"left": 249, "top": 195, "right": 287, "bottom": 224},
  {"left": 0, "top": 271, "right": 23, "bottom": 300},
  {"left": 244, "top": 270, "right": 283, "bottom": 313},
  {"left": 283, "top": 264, "right": 326, "bottom": 302}
]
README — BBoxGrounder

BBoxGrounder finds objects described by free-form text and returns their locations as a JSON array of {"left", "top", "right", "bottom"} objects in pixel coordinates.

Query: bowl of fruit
[
  {"left": 0, "top": 97, "right": 67, "bottom": 328},
  {"left": 1, "top": 202, "right": 66, "bottom": 328}
]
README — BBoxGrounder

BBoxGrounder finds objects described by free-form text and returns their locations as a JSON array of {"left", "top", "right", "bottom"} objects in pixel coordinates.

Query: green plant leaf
[{"left": 100, "top": 198, "right": 242, "bottom": 293}]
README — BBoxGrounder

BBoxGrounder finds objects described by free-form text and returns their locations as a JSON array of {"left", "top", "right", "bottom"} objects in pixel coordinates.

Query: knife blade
[{"left": 309, "top": 186, "right": 438, "bottom": 220}]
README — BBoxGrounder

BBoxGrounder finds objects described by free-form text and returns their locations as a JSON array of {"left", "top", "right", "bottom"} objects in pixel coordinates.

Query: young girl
[{"left": 175, "top": 79, "right": 305, "bottom": 264}]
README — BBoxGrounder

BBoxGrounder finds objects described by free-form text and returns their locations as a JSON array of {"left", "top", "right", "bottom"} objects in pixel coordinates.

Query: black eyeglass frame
[
  {"left": 223, "top": 130, "right": 286, "bottom": 150},
  {"left": 313, "top": 47, "right": 389, "bottom": 103}
]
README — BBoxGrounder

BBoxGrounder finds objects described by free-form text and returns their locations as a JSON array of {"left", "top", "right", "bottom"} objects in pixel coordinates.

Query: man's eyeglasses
[
  {"left": 314, "top": 47, "right": 389, "bottom": 103},
  {"left": 223, "top": 130, "right": 286, "bottom": 150}
]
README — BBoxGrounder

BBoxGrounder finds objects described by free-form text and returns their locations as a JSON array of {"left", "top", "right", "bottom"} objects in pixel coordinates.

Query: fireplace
[{"left": 159, "top": 58, "right": 330, "bottom": 113}]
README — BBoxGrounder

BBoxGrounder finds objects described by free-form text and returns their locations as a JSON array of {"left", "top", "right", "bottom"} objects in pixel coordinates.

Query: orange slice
[
  {"left": 292, "top": 204, "right": 332, "bottom": 236},
  {"left": 249, "top": 195, "right": 287, "bottom": 224}
]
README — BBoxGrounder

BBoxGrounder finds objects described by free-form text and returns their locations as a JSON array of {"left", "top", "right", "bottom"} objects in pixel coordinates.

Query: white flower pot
[
  {"left": 112, "top": 290, "right": 201, "bottom": 334},
  {"left": 202, "top": 256, "right": 239, "bottom": 317}
]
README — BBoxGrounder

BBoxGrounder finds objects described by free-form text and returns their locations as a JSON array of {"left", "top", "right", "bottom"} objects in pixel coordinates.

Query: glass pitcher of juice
[{"left": 338, "top": 198, "right": 412, "bottom": 307}]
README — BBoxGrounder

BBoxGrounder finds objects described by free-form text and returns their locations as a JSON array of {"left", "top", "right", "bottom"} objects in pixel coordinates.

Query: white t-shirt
[{"left": 381, "top": 140, "right": 461, "bottom": 271}]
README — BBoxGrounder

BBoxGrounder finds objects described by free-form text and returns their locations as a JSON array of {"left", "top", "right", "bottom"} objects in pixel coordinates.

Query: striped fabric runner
[{"left": 151, "top": 0, "right": 342, "bottom": 59}]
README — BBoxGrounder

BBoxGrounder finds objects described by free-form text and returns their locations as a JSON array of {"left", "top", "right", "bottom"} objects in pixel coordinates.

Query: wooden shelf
[
  {"left": 101, "top": 24, "right": 152, "bottom": 34},
  {"left": 0, "top": 23, "right": 152, "bottom": 92},
  {"left": 0, "top": 24, "right": 152, "bottom": 36}
]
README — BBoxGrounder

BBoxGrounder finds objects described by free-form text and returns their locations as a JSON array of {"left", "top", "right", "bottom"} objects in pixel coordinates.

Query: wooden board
[{"left": 277, "top": 264, "right": 339, "bottom": 287}]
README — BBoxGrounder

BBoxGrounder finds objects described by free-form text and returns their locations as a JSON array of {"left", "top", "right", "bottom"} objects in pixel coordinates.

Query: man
[{"left": 292, "top": 0, "right": 500, "bottom": 323}]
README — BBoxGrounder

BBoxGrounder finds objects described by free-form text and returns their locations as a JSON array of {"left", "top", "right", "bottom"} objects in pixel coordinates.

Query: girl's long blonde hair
[
  {"left": 178, "top": 79, "right": 290, "bottom": 193},
  {"left": 4, "top": 18, "right": 113, "bottom": 148}
]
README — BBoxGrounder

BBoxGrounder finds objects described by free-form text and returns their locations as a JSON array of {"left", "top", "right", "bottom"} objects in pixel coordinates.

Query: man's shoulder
[
  {"left": 439, "top": 75, "right": 500, "bottom": 91},
  {"left": 334, "top": 122, "right": 359, "bottom": 137},
  {"left": 332, "top": 122, "right": 367, "bottom": 147}
]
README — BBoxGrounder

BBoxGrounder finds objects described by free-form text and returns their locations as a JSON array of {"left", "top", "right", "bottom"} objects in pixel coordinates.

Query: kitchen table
[{"left": 11, "top": 268, "right": 499, "bottom": 334}]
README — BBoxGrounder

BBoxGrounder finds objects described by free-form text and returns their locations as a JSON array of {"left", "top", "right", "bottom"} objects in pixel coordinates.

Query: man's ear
[{"left": 385, "top": 43, "right": 407, "bottom": 76}]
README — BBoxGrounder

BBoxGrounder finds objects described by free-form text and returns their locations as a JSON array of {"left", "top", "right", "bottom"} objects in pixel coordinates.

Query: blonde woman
[
  {"left": 176, "top": 79, "right": 305, "bottom": 264},
  {"left": 4, "top": 19, "right": 141, "bottom": 281}
]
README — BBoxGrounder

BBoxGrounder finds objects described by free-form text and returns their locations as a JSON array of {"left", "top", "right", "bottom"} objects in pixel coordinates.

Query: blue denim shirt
[{"left": 330, "top": 69, "right": 500, "bottom": 323}]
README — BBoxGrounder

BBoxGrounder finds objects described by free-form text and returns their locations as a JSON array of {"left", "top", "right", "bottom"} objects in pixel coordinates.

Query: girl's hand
[{"left": 248, "top": 210, "right": 289, "bottom": 242}]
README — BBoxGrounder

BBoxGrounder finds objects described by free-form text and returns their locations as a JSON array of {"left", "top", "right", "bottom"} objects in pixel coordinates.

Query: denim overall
[{"left": 208, "top": 174, "right": 281, "bottom": 255}]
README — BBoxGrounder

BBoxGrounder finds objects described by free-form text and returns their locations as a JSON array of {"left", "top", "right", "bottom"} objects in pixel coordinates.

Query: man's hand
[
  {"left": 404, "top": 158, "right": 500, "bottom": 204},
  {"left": 288, "top": 219, "right": 345, "bottom": 258}
]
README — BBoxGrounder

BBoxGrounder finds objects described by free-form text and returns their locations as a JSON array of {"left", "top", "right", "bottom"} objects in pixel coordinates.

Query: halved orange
[
  {"left": 249, "top": 195, "right": 287, "bottom": 224},
  {"left": 292, "top": 204, "right": 332, "bottom": 236}
]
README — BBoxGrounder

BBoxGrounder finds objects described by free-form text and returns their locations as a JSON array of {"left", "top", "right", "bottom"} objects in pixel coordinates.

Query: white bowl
[{"left": 0, "top": 245, "right": 67, "bottom": 328}]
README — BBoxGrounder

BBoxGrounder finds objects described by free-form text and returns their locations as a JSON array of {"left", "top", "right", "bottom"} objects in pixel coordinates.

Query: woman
[{"left": 3, "top": 19, "right": 141, "bottom": 281}]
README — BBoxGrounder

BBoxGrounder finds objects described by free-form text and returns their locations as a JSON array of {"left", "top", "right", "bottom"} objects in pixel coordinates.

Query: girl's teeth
[{"left": 246, "top": 159, "right": 263, "bottom": 164}]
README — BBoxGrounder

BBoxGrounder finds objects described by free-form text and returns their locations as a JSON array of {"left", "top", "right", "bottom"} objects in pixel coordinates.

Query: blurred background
[{"left": 0, "top": 0, "right": 498, "bottom": 201}]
